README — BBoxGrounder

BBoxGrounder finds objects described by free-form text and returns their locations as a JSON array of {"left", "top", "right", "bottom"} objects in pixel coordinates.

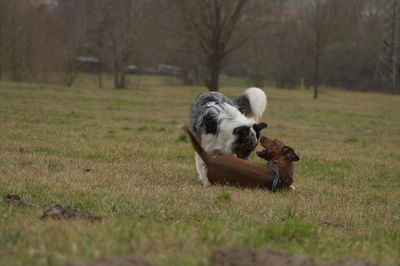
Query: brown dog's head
[{"left": 256, "top": 136, "right": 299, "bottom": 162}]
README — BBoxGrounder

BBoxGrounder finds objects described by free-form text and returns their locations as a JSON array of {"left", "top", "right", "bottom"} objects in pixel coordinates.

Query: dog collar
[{"left": 265, "top": 161, "right": 280, "bottom": 192}]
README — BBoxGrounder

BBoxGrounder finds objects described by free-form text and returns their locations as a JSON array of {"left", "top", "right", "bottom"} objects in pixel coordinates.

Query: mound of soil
[
  {"left": 211, "top": 247, "right": 316, "bottom": 266},
  {"left": 3, "top": 193, "right": 21, "bottom": 203},
  {"left": 211, "top": 247, "right": 380, "bottom": 266},
  {"left": 65, "top": 256, "right": 153, "bottom": 266},
  {"left": 3, "top": 193, "right": 39, "bottom": 208},
  {"left": 322, "top": 221, "right": 350, "bottom": 231},
  {"left": 40, "top": 203, "right": 101, "bottom": 222},
  {"left": 324, "top": 258, "right": 380, "bottom": 266}
]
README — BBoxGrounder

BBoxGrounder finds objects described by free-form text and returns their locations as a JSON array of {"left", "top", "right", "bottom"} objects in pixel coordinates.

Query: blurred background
[{"left": 0, "top": 0, "right": 397, "bottom": 96}]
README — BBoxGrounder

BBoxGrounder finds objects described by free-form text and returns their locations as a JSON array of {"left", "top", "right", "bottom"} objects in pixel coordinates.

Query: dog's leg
[{"left": 195, "top": 152, "right": 211, "bottom": 187}]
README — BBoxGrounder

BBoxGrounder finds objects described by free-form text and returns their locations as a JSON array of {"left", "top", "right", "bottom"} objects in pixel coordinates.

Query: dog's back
[{"left": 189, "top": 92, "right": 234, "bottom": 140}]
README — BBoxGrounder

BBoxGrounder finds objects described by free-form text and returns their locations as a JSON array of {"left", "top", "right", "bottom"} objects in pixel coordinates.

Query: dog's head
[
  {"left": 232, "top": 122, "right": 268, "bottom": 158},
  {"left": 256, "top": 136, "right": 299, "bottom": 162}
]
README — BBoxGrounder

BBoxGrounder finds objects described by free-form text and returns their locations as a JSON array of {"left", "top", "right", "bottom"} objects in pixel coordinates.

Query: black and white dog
[{"left": 189, "top": 87, "right": 267, "bottom": 186}]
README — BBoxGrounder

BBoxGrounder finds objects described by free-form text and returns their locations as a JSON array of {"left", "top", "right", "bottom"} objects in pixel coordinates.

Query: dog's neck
[{"left": 270, "top": 157, "right": 294, "bottom": 188}]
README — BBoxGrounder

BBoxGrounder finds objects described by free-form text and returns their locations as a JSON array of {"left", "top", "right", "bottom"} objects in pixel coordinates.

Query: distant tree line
[{"left": 0, "top": 0, "right": 389, "bottom": 95}]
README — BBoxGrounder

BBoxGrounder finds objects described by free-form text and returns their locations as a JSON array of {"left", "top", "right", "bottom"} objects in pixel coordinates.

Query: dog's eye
[{"left": 281, "top": 146, "right": 289, "bottom": 153}]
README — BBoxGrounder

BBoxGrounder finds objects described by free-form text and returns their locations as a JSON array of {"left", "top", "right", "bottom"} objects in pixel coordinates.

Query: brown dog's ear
[
  {"left": 253, "top": 123, "right": 268, "bottom": 132},
  {"left": 282, "top": 147, "right": 299, "bottom": 162}
]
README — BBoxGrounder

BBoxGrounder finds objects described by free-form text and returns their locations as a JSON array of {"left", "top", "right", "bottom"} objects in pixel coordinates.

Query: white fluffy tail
[{"left": 243, "top": 87, "right": 267, "bottom": 122}]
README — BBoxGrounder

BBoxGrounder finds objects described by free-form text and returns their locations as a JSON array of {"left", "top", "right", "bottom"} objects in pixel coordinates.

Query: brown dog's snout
[
  {"left": 259, "top": 136, "right": 274, "bottom": 148},
  {"left": 257, "top": 136, "right": 273, "bottom": 160}
]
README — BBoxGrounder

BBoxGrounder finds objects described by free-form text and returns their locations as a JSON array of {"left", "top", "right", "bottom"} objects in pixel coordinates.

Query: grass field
[{"left": 0, "top": 76, "right": 400, "bottom": 265}]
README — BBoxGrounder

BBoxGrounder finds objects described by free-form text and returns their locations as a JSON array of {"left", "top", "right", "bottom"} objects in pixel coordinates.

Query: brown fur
[{"left": 184, "top": 127, "right": 299, "bottom": 190}]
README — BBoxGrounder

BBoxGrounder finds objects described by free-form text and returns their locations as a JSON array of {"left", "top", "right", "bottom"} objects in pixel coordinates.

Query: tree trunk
[
  {"left": 0, "top": 34, "right": 2, "bottom": 80},
  {"left": 98, "top": 72, "right": 102, "bottom": 89},
  {"left": 114, "top": 72, "right": 125, "bottom": 89},
  {"left": 313, "top": 0, "right": 321, "bottom": 99},
  {"left": 0, "top": 17, "right": 1, "bottom": 80},
  {"left": 0, "top": 51, "right": 2, "bottom": 80},
  {"left": 11, "top": 59, "right": 20, "bottom": 82},
  {"left": 114, "top": 72, "right": 119, "bottom": 88},
  {"left": 120, "top": 72, "right": 125, "bottom": 88},
  {"left": 207, "top": 60, "right": 220, "bottom": 91},
  {"left": 314, "top": 50, "right": 320, "bottom": 99},
  {"left": 98, "top": 63, "right": 102, "bottom": 88},
  {"left": 208, "top": 69, "right": 219, "bottom": 91},
  {"left": 313, "top": 15, "right": 321, "bottom": 99}
]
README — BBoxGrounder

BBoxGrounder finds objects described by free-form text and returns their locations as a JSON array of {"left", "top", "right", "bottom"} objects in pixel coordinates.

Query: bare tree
[
  {"left": 171, "top": 0, "right": 282, "bottom": 91},
  {"left": 0, "top": 0, "right": 10, "bottom": 80},
  {"left": 322, "top": 0, "right": 383, "bottom": 90},
  {"left": 53, "top": 0, "right": 93, "bottom": 86},
  {"left": 82, "top": 0, "right": 145, "bottom": 89},
  {"left": 244, "top": 9, "right": 304, "bottom": 89},
  {"left": 2, "top": 1, "right": 23, "bottom": 81},
  {"left": 80, "top": 1, "right": 108, "bottom": 88},
  {"left": 0, "top": 1, "right": 60, "bottom": 82},
  {"left": 300, "top": 0, "right": 333, "bottom": 98},
  {"left": 104, "top": 0, "right": 144, "bottom": 89},
  {"left": 0, "top": 0, "right": 387, "bottom": 93},
  {"left": 300, "top": 0, "right": 370, "bottom": 98},
  {"left": 0, "top": 1, "right": 5, "bottom": 80}
]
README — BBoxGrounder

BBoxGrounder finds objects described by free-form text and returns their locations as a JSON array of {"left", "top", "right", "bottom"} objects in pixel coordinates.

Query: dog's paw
[
  {"left": 290, "top": 185, "right": 296, "bottom": 191},
  {"left": 201, "top": 178, "right": 212, "bottom": 187}
]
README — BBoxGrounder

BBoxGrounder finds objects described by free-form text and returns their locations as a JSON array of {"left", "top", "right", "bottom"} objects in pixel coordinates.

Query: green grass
[{"left": 0, "top": 76, "right": 400, "bottom": 265}]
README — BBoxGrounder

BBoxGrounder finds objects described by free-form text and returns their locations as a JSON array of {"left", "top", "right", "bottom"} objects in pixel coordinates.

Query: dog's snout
[
  {"left": 259, "top": 136, "right": 272, "bottom": 147},
  {"left": 260, "top": 136, "right": 268, "bottom": 144},
  {"left": 260, "top": 136, "right": 272, "bottom": 142}
]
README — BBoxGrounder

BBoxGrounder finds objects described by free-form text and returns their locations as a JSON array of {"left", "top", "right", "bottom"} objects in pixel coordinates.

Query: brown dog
[{"left": 184, "top": 127, "right": 299, "bottom": 191}]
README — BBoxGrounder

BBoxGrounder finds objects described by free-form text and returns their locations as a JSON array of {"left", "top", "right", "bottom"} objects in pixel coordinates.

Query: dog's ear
[
  {"left": 233, "top": 126, "right": 250, "bottom": 137},
  {"left": 282, "top": 146, "right": 299, "bottom": 162},
  {"left": 253, "top": 123, "right": 268, "bottom": 132}
]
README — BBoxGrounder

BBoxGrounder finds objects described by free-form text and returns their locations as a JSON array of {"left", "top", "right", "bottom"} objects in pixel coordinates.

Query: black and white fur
[
  {"left": 189, "top": 88, "right": 267, "bottom": 186},
  {"left": 234, "top": 87, "right": 267, "bottom": 122}
]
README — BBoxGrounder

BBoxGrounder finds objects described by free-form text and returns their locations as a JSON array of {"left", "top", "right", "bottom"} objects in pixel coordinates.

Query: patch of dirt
[
  {"left": 65, "top": 256, "right": 153, "bottom": 266},
  {"left": 210, "top": 247, "right": 380, "bottom": 266},
  {"left": 323, "top": 258, "right": 380, "bottom": 266},
  {"left": 3, "top": 193, "right": 39, "bottom": 208},
  {"left": 155, "top": 216, "right": 192, "bottom": 223},
  {"left": 40, "top": 203, "right": 101, "bottom": 222},
  {"left": 211, "top": 247, "right": 316, "bottom": 266},
  {"left": 3, "top": 193, "right": 21, "bottom": 203}
]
